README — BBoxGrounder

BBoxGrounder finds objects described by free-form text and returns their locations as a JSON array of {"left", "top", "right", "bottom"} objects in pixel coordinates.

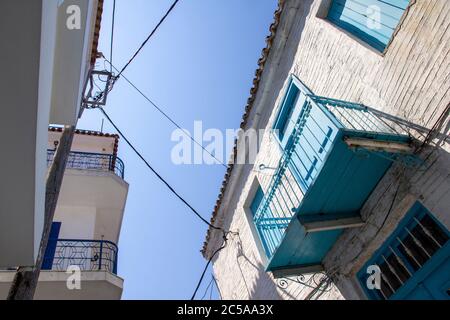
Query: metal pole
[{"left": 7, "top": 125, "right": 75, "bottom": 300}]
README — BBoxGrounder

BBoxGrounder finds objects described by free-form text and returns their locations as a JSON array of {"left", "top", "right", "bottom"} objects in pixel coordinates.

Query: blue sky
[{"left": 77, "top": 0, "right": 278, "bottom": 299}]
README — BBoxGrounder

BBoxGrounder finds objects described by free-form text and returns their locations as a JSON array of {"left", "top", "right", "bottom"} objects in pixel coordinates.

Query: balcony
[
  {"left": 42, "top": 239, "right": 118, "bottom": 275},
  {"left": 47, "top": 150, "right": 125, "bottom": 179},
  {"left": 255, "top": 77, "right": 420, "bottom": 277}
]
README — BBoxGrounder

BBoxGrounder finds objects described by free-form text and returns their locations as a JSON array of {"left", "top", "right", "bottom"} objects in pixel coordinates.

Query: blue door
[
  {"left": 358, "top": 202, "right": 450, "bottom": 300},
  {"left": 42, "top": 222, "right": 62, "bottom": 270}
]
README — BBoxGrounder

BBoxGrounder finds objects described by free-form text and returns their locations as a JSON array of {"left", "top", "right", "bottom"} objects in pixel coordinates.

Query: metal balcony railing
[
  {"left": 308, "top": 95, "right": 419, "bottom": 137},
  {"left": 47, "top": 150, "right": 125, "bottom": 179},
  {"left": 42, "top": 239, "right": 118, "bottom": 274},
  {"left": 254, "top": 93, "right": 418, "bottom": 258}
]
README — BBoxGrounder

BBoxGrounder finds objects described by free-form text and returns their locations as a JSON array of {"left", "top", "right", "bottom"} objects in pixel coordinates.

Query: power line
[
  {"left": 99, "top": 107, "right": 222, "bottom": 231},
  {"left": 116, "top": 0, "right": 181, "bottom": 79},
  {"left": 104, "top": 58, "right": 228, "bottom": 168},
  {"left": 191, "top": 238, "right": 228, "bottom": 300},
  {"left": 99, "top": 107, "right": 236, "bottom": 300}
]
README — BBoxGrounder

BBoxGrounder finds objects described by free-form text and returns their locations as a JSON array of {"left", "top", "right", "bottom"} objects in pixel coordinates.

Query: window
[
  {"left": 273, "top": 76, "right": 336, "bottom": 193},
  {"left": 250, "top": 186, "right": 265, "bottom": 218},
  {"left": 358, "top": 202, "right": 450, "bottom": 300},
  {"left": 247, "top": 183, "right": 272, "bottom": 260},
  {"left": 326, "top": 0, "right": 411, "bottom": 52}
]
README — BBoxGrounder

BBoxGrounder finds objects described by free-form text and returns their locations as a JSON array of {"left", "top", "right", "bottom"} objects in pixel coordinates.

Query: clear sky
[{"left": 77, "top": 0, "right": 278, "bottom": 299}]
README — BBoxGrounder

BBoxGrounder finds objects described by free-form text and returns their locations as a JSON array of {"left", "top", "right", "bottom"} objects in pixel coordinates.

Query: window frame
[{"left": 272, "top": 76, "right": 316, "bottom": 149}]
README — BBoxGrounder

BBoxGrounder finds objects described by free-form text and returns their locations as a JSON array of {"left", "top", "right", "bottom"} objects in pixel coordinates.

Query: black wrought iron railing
[
  {"left": 47, "top": 150, "right": 125, "bottom": 179},
  {"left": 42, "top": 239, "right": 118, "bottom": 274}
]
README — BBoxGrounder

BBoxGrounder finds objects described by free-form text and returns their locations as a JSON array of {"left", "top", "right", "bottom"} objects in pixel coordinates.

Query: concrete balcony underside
[{"left": 0, "top": 271, "right": 123, "bottom": 300}]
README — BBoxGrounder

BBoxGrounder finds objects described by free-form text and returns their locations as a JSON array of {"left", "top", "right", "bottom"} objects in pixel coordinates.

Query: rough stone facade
[{"left": 205, "top": 0, "right": 450, "bottom": 300}]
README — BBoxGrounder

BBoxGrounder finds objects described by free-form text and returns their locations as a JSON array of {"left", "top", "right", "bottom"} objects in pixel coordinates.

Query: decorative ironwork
[
  {"left": 276, "top": 272, "right": 333, "bottom": 293},
  {"left": 43, "top": 239, "right": 118, "bottom": 274},
  {"left": 253, "top": 99, "right": 329, "bottom": 257},
  {"left": 47, "top": 150, "right": 125, "bottom": 179}
]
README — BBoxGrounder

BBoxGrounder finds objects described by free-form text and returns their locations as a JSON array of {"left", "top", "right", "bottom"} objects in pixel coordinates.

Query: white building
[
  {"left": 0, "top": 0, "right": 104, "bottom": 268},
  {"left": 0, "top": 128, "right": 129, "bottom": 300},
  {"left": 0, "top": 0, "right": 130, "bottom": 300},
  {"left": 203, "top": 0, "right": 450, "bottom": 300}
]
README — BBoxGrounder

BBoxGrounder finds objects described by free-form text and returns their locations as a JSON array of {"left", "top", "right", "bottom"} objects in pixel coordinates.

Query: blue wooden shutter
[
  {"left": 327, "top": 0, "right": 410, "bottom": 51},
  {"left": 357, "top": 202, "right": 450, "bottom": 300}
]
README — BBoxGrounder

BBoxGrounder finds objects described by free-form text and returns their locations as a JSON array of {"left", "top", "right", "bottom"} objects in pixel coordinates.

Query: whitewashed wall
[{"left": 209, "top": 0, "right": 450, "bottom": 300}]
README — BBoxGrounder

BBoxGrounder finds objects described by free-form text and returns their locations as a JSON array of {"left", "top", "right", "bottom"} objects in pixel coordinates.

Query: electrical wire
[
  {"left": 99, "top": 107, "right": 222, "bottom": 231},
  {"left": 96, "top": 0, "right": 235, "bottom": 298},
  {"left": 104, "top": 58, "right": 228, "bottom": 168},
  {"left": 116, "top": 0, "right": 181, "bottom": 79},
  {"left": 200, "top": 276, "right": 214, "bottom": 300}
]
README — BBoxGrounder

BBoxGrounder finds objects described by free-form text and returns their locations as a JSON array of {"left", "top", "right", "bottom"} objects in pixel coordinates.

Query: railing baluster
[
  {"left": 99, "top": 241, "right": 103, "bottom": 271},
  {"left": 46, "top": 239, "right": 118, "bottom": 274},
  {"left": 47, "top": 150, "right": 125, "bottom": 179}
]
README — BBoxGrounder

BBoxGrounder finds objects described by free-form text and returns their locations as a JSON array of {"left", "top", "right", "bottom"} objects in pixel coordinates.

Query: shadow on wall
[{"left": 234, "top": 236, "right": 282, "bottom": 300}]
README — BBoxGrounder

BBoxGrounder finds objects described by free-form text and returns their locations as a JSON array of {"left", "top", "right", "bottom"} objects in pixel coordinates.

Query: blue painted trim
[
  {"left": 42, "top": 222, "right": 62, "bottom": 270},
  {"left": 357, "top": 201, "right": 450, "bottom": 300},
  {"left": 391, "top": 242, "right": 450, "bottom": 300},
  {"left": 327, "top": 0, "right": 411, "bottom": 51}
]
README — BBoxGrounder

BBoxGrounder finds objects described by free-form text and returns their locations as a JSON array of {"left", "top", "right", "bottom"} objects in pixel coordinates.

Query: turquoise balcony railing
[{"left": 254, "top": 77, "right": 422, "bottom": 276}]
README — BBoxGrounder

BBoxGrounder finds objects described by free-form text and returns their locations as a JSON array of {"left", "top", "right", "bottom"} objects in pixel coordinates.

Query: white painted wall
[
  {"left": 54, "top": 206, "right": 97, "bottom": 240},
  {"left": 207, "top": 0, "right": 450, "bottom": 300},
  {"left": 49, "top": 130, "right": 129, "bottom": 245},
  {"left": 0, "top": 0, "right": 45, "bottom": 267},
  {"left": 48, "top": 131, "right": 117, "bottom": 155}
]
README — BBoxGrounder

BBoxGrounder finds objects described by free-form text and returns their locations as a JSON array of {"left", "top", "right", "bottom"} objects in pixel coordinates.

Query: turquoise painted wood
[
  {"left": 266, "top": 131, "right": 401, "bottom": 271},
  {"left": 327, "top": 0, "right": 410, "bottom": 51},
  {"left": 258, "top": 75, "right": 414, "bottom": 272}
]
